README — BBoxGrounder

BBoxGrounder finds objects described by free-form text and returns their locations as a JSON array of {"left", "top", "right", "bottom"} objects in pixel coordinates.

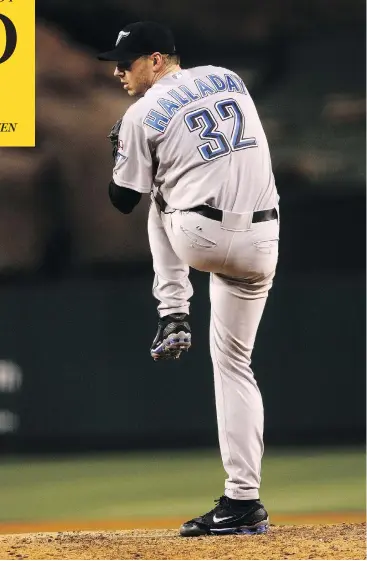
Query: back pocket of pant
[
  {"left": 253, "top": 239, "right": 278, "bottom": 254},
  {"left": 180, "top": 225, "right": 217, "bottom": 248}
]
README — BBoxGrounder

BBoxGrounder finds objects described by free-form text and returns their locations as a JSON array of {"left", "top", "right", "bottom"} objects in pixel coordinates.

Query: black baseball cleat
[
  {"left": 179, "top": 496, "right": 269, "bottom": 537},
  {"left": 150, "top": 313, "right": 191, "bottom": 361}
]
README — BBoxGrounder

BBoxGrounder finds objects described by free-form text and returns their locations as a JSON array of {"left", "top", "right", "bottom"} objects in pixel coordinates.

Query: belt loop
[
  {"left": 221, "top": 210, "right": 253, "bottom": 231},
  {"left": 154, "top": 198, "right": 161, "bottom": 215}
]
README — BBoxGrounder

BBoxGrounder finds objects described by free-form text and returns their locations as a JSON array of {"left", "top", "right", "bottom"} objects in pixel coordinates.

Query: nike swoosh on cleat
[{"left": 212, "top": 514, "right": 238, "bottom": 523}]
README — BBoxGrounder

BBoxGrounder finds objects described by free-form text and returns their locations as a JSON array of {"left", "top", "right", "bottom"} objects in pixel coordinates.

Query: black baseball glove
[{"left": 107, "top": 117, "right": 122, "bottom": 160}]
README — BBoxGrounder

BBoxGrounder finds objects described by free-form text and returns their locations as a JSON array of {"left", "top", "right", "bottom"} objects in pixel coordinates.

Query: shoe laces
[
  {"left": 203, "top": 496, "right": 230, "bottom": 517},
  {"left": 206, "top": 496, "right": 259, "bottom": 517}
]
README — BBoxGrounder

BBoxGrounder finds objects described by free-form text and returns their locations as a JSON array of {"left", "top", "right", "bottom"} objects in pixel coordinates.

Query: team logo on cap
[{"left": 116, "top": 30, "right": 130, "bottom": 45}]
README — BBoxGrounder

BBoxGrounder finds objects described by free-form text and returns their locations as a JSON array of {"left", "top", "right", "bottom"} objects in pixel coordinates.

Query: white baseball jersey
[{"left": 113, "top": 65, "right": 278, "bottom": 213}]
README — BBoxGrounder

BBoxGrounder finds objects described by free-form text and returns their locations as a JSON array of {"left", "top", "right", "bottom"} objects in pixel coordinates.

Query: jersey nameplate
[{"left": 143, "top": 74, "right": 248, "bottom": 133}]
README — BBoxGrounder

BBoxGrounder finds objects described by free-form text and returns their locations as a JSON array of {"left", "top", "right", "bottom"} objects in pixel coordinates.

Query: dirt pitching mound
[{"left": 0, "top": 523, "right": 365, "bottom": 560}]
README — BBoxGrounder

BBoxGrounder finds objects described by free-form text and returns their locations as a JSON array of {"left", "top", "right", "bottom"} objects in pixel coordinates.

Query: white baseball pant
[{"left": 147, "top": 201, "right": 279, "bottom": 499}]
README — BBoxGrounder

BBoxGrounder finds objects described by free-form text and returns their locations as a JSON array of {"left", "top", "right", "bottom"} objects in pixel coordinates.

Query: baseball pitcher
[{"left": 98, "top": 21, "right": 279, "bottom": 537}]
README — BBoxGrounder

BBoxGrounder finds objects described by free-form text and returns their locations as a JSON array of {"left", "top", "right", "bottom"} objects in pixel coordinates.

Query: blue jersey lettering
[
  {"left": 207, "top": 74, "right": 226, "bottom": 92},
  {"left": 157, "top": 98, "right": 182, "bottom": 118},
  {"left": 194, "top": 78, "right": 216, "bottom": 98},
  {"left": 143, "top": 109, "right": 170, "bottom": 132}
]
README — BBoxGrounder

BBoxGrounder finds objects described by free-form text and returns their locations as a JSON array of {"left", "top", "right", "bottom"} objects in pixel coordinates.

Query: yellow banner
[{"left": 0, "top": 0, "right": 35, "bottom": 147}]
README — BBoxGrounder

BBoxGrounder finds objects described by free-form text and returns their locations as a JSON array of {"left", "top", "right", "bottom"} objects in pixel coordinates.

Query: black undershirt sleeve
[{"left": 108, "top": 180, "right": 142, "bottom": 214}]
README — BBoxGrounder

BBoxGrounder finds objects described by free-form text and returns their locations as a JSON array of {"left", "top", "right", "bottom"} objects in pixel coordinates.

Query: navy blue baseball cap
[{"left": 97, "top": 21, "right": 176, "bottom": 61}]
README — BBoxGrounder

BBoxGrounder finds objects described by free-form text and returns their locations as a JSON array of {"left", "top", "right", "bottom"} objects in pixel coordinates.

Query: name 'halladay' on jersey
[{"left": 113, "top": 65, "right": 278, "bottom": 213}]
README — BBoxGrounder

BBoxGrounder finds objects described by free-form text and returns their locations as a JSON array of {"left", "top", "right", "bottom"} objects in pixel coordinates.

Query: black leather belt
[
  {"left": 155, "top": 191, "right": 277, "bottom": 224},
  {"left": 189, "top": 205, "right": 277, "bottom": 223}
]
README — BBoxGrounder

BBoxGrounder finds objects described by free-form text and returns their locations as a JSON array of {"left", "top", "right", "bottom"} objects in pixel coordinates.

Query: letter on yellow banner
[{"left": 0, "top": 0, "right": 35, "bottom": 147}]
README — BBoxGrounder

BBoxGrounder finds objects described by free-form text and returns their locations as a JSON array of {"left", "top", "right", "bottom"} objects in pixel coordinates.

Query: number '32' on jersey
[{"left": 113, "top": 65, "right": 278, "bottom": 213}]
